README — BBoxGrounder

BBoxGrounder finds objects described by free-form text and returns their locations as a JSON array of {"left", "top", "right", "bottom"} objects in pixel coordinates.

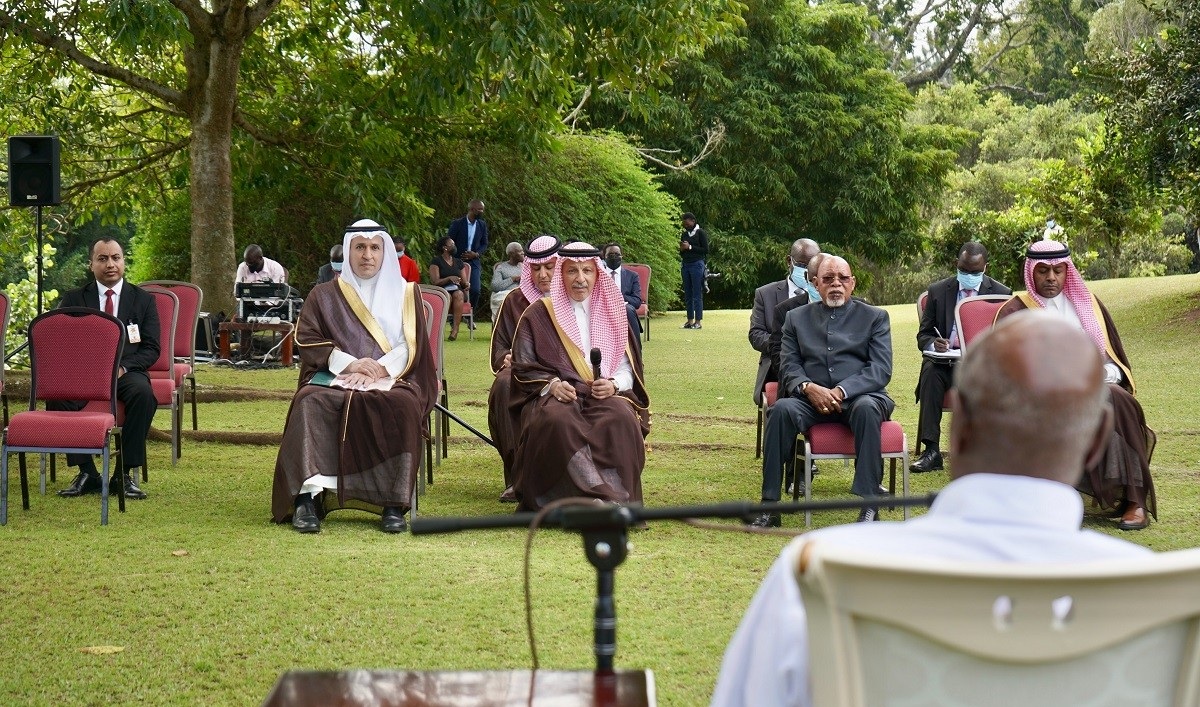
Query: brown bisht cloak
[
  {"left": 487, "top": 289, "right": 533, "bottom": 486},
  {"left": 271, "top": 279, "right": 437, "bottom": 522},
  {"left": 996, "top": 293, "right": 1156, "bottom": 517},
  {"left": 509, "top": 298, "right": 651, "bottom": 511}
]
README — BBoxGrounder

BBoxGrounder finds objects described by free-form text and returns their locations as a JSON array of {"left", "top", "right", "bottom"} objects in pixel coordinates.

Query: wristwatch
[{"left": 800, "top": 380, "right": 811, "bottom": 394}]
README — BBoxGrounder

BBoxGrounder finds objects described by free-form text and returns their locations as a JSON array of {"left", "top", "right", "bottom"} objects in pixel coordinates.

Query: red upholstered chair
[
  {"left": 624, "top": 263, "right": 651, "bottom": 341},
  {"left": 1, "top": 308, "right": 127, "bottom": 525},
  {"left": 794, "top": 421, "right": 910, "bottom": 527},
  {"left": 141, "top": 280, "right": 204, "bottom": 435},
  {"left": 142, "top": 286, "right": 180, "bottom": 469},
  {"left": 755, "top": 381, "right": 778, "bottom": 459},
  {"left": 419, "top": 285, "right": 450, "bottom": 489},
  {"left": 955, "top": 295, "right": 1010, "bottom": 352},
  {"left": 0, "top": 290, "right": 9, "bottom": 428},
  {"left": 459, "top": 263, "right": 475, "bottom": 340}
]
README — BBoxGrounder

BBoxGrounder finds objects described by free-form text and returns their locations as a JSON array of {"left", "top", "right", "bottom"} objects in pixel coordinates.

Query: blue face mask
[
  {"left": 789, "top": 265, "right": 807, "bottom": 289},
  {"left": 957, "top": 270, "right": 983, "bottom": 291},
  {"left": 805, "top": 281, "right": 820, "bottom": 302},
  {"left": 331, "top": 261, "right": 343, "bottom": 272}
]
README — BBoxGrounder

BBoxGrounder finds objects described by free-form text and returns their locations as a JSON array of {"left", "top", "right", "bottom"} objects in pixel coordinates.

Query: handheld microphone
[{"left": 590, "top": 347, "right": 602, "bottom": 381}]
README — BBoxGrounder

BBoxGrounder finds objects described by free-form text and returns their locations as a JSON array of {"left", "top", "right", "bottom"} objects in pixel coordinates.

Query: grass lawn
[{"left": 2, "top": 273, "right": 1199, "bottom": 705}]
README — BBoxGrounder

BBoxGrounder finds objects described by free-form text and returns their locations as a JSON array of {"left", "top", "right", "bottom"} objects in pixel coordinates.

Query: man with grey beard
[{"left": 748, "top": 256, "right": 894, "bottom": 527}]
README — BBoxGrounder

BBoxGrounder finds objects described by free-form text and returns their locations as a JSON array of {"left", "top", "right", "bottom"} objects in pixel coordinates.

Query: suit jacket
[
  {"left": 448, "top": 215, "right": 489, "bottom": 258},
  {"left": 316, "top": 263, "right": 337, "bottom": 285},
  {"left": 916, "top": 274, "right": 1011, "bottom": 353},
  {"left": 779, "top": 298, "right": 892, "bottom": 402},
  {"left": 767, "top": 292, "right": 811, "bottom": 386},
  {"left": 608, "top": 268, "right": 642, "bottom": 310},
  {"left": 61, "top": 280, "right": 161, "bottom": 373},
  {"left": 749, "top": 279, "right": 790, "bottom": 404}
]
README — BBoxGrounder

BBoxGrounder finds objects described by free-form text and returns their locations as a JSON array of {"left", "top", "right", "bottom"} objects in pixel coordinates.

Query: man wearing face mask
[
  {"left": 749, "top": 239, "right": 820, "bottom": 407},
  {"left": 316, "top": 244, "right": 343, "bottom": 285},
  {"left": 601, "top": 242, "right": 643, "bottom": 338},
  {"left": 911, "top": 242, "right": 1010, "bottom": 474}
]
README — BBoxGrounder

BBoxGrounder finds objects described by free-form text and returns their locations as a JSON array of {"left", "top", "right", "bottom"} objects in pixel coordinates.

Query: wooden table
[
  {"left": 218, "top": 321, "right": 295, "bottom": 365},
  {"left": 260, "top": 669, "right": 656, "bottom": 707}
]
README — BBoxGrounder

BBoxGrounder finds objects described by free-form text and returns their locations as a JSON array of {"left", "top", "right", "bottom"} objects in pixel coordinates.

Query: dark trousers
[
  {"left": 47, "top": 371, "right": 157, "bottom": 472},
  {"left": 467, "top": 258, "right": 483, "bottom": 311},
  {"left": 681, "top": 259, "right": 705, "bottom": 321},
  {"left": 915, "top": 359, "right": 954, "bottom": 450},
  {"left": 762, "top": 393, "right": 894, "bottom": 501}
]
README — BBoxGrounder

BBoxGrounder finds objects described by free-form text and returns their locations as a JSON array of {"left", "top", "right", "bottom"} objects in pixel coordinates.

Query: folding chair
[
  {"left": 755, "top": 381, "right": 778, "bottom": 459},
  {"left": 793, "top": 421, "right": 909, "bottom": 527},
  {"left": 1, "top": 308, "right": 126, "bottom": 525},
  {"left": 955, "top": 294, "right": 1011, "bottom": 352},
  {"left": 419, "top": 285, "right": 450, "bottom": 488},
  {"left": 625, "top": 262, "right": 651, "bottom": 341},
  {"left": 797, "top": 542, "right": 1200, "bottom": 707},
  {"left": 141, "top": 280, "right": 204, "bottom": 434},
  {"left": 142, "top": 286, "right": 180, "bottom": 468}
]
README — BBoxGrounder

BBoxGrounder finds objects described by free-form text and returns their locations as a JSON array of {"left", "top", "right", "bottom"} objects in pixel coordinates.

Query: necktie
[
  {"left": 104, "top": 288, "right": 115, "bottom": 315},
  {"left": 612, "top": 271, "right": 618, "bottom": 281}
]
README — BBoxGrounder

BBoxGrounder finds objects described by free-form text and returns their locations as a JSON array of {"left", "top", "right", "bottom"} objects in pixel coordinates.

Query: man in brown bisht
[
  {"left": 488, "top": 234, "right": 562, "bottom": 503},
  {"left": 272, "top": 219, "right": 437, "bottom": 534},
  {"left": 509, "top": 242, "right": 651, "bottom": 511},
  {"left": 995, "top": 238, "right": 1155, "bottom": 530}
]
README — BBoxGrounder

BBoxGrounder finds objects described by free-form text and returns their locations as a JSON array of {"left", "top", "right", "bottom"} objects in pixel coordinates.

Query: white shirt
[
  {"left": 96, "top": 278, "right": 125, "bottom": 315},
  {"left": 710, "top": 474, "right": 1150, "bottom": 707},
  {"left": 233, "top": 256, "right": 288, "bottom": 293},
  {"left": 538, "top": 299, "right": 634, "bottom": 393},
  {"left": 1043, "top": 293, "right": 1123, "bottom": 383}
]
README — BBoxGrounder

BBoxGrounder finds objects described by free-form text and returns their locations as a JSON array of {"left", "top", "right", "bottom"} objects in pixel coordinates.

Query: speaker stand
[{"left": 35, "top": 205, "right": 44, "bottom": 314}]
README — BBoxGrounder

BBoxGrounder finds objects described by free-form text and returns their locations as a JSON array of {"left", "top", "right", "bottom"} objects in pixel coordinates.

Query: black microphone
[{"left": 590, "top": 347, "right": 602, "bottom": 380}]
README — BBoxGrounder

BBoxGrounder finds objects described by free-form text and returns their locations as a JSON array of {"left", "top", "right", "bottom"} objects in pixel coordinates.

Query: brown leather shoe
[{"left": 1118, "top": 504, "right": 1149, "bottom": 531}]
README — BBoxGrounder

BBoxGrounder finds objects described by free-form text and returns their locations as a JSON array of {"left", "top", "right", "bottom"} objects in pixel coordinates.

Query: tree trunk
[{"left": 185, "top": 27, "right": 244, "bottom": 316}]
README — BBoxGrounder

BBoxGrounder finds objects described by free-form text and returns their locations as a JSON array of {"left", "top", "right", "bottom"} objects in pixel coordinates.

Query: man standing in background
[
  {"left": 448, "top": 199, "right": 489, "bottom": 318},
  {"left": 679, "top": 212, "right": 708, "bottom": 330}
]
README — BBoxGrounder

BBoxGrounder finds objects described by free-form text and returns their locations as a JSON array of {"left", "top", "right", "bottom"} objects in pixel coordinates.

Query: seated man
[
  {"left": 489, "top": 241, "right": 524, "bottom": 320},
  {"left": 910, "top": 241, "right": 1011, "bottom": 473},
  {"left": 54, "top": 237, "right": 159, "bottom": 500},
  {"left": 712, "top": 312, "right": 1150, "bottom": 706},
  {"left": 509, "top": 242, "right": 650, "bottom": 510},
  {"left": 235, "top": 244, "right": 288, "bottom": 292},
  {"left": 766, "top": 252, "right": 824, "bottom": 385},
  {"left": 750, "top": 256, "right": 894, "bottom": 527},
  {"left": 600, "top": 242, "right": 644, "bottom": 337},
  {"left": 996, "top": 239, "right": 1155, "bottom": 530},
  {"left": 488, "top": 234, "right": 561, "bottom": 502},
  {"left": 315, "top": 244, "right": 343, "bottom": 285},
  {"left": 272, "top": 219, "right": 437, "bottom": 534},
  {"left": 750, "top": 238, "right": 819, "bottom": 406}
]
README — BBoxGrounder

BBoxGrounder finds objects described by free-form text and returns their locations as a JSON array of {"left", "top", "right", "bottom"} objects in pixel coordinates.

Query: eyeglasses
[{"left": 820, "top": 274, "right": 855, "bottom": 285}]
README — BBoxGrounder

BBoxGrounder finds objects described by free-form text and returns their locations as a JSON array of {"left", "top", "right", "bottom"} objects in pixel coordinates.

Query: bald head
[
  {"left": 243, "top": 244, "right": 265, "bottom": 272},
  {"left": 789, "top": 239, "right": 820, "bottom": 269},
  {"left": 806, "top": 253, "right": 827, "bottom": 282},
  {"left": 949, "top": 310, "right": 1111, "bottom": 485}
]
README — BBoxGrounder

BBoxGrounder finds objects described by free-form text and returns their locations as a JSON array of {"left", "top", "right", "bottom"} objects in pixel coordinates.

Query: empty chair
[
  {"left": 624, "top": 262, "right": 651, "bottom": 340},
  {"left": 142, "top": 286, "right": 180, "bottom": 468},
  {"left": 140, "top": 280, "right": 204, "bottom": 435},
  {"left": 955, "top": 294, "right": 1011, "bottom": 352}
]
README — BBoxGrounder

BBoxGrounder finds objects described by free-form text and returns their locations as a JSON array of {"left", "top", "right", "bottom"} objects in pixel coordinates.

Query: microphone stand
[{"left": 411, "top": 494, "right": 936, "bottom": 675}]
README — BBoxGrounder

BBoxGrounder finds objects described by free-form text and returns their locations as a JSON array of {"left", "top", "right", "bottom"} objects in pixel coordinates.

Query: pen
[{"left": 933, "top": 326, "right": 943, "bottom": 339}]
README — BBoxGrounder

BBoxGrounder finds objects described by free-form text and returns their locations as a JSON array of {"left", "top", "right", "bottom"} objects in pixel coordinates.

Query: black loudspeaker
[{"left": 7, "top": 135, "right": 61, "bottom": 206}]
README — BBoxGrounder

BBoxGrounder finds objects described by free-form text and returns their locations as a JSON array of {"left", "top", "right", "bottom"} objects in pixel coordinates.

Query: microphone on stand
[{"left": 591, "top": 347, "right": 602, "bottom": 381}]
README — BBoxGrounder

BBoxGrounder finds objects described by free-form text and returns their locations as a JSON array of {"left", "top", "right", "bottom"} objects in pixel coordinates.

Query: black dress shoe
[
  {"left": 856, "top": 506, "right": 880, "bottom": 523},
  {"left": 910, "top": 449, "right": 944, "bottom": 473},
  {"left": 498, "top": 486, "right": 518, "bottom": 503},
  {"left": 292, "top": 495, "right": 321, "bottom": 534},
  {"left": 109, "top": 471, "right": 148, "bottom": 499},
  {"left": 381, "top": 506, "right": 407, "bottom": 533},
  {"left": 58, "top": 470, "right": 102, "bottom": 497},
  {"left": 746, "top": 512, "right": 781, "bottom": 528}
]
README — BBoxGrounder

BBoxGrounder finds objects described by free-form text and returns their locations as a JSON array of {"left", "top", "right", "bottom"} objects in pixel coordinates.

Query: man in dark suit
[
  {"left": 749, "top": 256, "right": 894, "bottom": 527},
  {"left": 601, "top": 242, "right": 643, "bottom": 336},
  {"left": 54, "top": 238, "right": 160, "bottom": 499},
  {"left": 315, "top": 243, "right": 343, "bottom": 285},
  {"left": 447, "top": 198, "right": 489, "bottom": 314},
  {"left": 749, "top": 238, "right": 820, "bottom": 406},
  {"left": 911, "top": 242, "right": 1011, "bottom": 473}
]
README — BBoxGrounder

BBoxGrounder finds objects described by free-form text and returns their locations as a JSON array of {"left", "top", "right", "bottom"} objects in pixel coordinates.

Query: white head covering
[{"left": 339, "top": 218, "right": 407, "bottom": 348}]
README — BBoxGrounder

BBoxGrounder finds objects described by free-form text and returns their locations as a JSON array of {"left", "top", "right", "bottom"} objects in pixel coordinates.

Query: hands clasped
[
  {"left": 338, "top": 358, "right": 391, "bottom": 390},
  {"left": 805, "top": 382, "right": 844, "bottom": 415}
]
